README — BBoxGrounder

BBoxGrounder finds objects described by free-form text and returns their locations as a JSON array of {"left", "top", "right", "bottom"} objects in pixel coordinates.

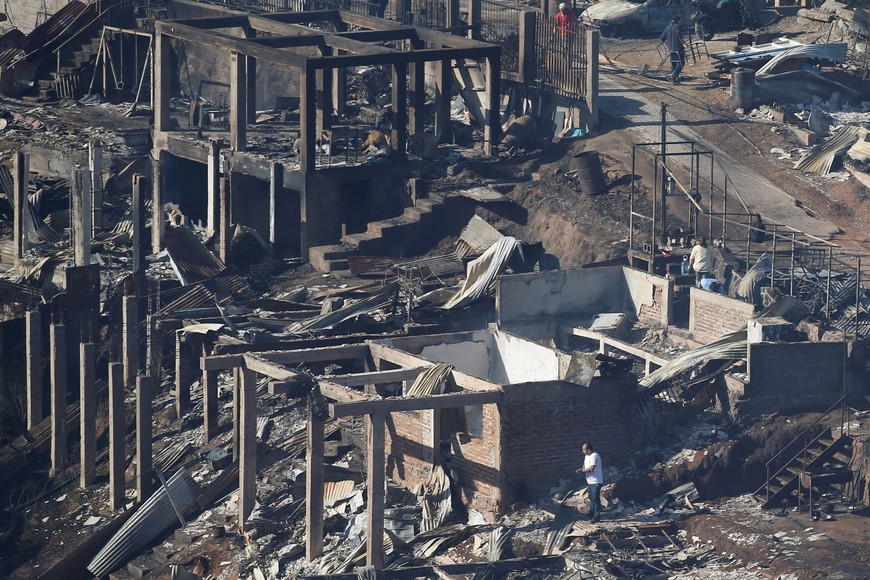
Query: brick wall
[
  {"left": 624, "top": 267, "right": 672, "bottom": 327},
  {"left": 637, "top": 285, "right": 663, "bottom": 327},
  {"left": 689, "top": 288, "right": 755, "bottom": 343}
]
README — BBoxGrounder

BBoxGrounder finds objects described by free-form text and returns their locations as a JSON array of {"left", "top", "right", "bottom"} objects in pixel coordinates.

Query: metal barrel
[
  {"left": 572, "top": 151, "right": 608, "bottom": 195},
  {"left": 730, "top": 67, "right": 755, "bottom": 111}
]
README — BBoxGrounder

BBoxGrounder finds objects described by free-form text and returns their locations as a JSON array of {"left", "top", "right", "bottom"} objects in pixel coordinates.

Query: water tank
[
  {"left": 730, "top": 68, "right": 755, "bottom": 111},
  {"left": 572, "top": 151, "right": 608, "bottom": 195}
]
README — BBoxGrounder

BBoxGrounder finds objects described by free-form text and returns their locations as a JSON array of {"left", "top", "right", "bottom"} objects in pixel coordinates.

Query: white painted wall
[
  {"left": 419, "top": 331, "right": 492, "bottom": 380},
  {"left": 490, "top": 331, "right": 561, "bottom": 384}
]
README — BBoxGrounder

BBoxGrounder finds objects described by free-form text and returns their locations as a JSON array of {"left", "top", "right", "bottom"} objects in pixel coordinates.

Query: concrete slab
[{"left": 598, "top": 75, "right": 841, "bottom": 240}]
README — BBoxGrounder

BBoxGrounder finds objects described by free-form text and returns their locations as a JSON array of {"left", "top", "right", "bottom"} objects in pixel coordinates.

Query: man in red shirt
[{"left": 554, "top": 3, "right": 578, "bottom": 58}]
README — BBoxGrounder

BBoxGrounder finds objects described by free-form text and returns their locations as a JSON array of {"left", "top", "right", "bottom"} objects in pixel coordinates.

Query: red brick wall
[
  {"left": 637, "top": 285, "right": 664, "bottom": 327},
  {"left": 689, "top": 288, "right": 756, "bottom": 343}
]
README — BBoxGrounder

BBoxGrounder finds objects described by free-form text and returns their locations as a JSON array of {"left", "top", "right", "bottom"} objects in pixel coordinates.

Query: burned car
[{"left": 584, "top": 0, "right": 694, "bottom": 38}]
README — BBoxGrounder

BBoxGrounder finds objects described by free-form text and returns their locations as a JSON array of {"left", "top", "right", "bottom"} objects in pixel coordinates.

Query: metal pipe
[
  {"left": 746, "top": 214, "right": 751, "bottom": 272},
  {"left": 827, "top": 247, "right": 833, "bottom": 323}
]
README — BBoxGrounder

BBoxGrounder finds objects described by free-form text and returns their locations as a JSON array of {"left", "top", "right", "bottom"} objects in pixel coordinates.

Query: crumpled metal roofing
[
  {"left": 756, "top": 43, "right": 849, "bottom": 76},
  {"left": 159, "top": 274, "right": 250, "bottom": 315},
  {"left": 164, "top": 226, "right": 225, "bottom": 285},
  {"left": 286, "top": 282, "right": 399, "bottom": 334},
  {"left": 794, "top": 125, "right": 860, "bottom": 175}
]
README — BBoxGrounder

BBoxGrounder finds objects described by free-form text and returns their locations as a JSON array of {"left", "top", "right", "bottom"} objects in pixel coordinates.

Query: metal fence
[
  {"left": 479, "top": 0, "right": 521, "bottom": 80},
  {"left": 534, "top": 12, "right": 586, "bottom": 98}
]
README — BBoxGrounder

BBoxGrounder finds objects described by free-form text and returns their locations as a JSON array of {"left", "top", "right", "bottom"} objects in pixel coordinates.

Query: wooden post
[
  {"left": 203, "top": 345, "right": 218, "bottom": 445},
  {"left": 366, "top": 412, "right": 386, "bottom": 568},
  {"left": 239, "top": 367, "right": 257, "bottom": 532},
  {"left": 484, "top": 52, "right": 501, "bottom": 156},
  {"left": 26, "top": 309, "right": 43, "bottom": 430},
  {"left": 50, "top": 323, "right": 66, "bottom": 476},
  {"left": 175, "top": 331, "right": 191, "bottom": 419},
  {"left": 435, "top": 59, "right": 452, "bottom": 143},
  {"left": 300, "top": 64, "right": 317, "bottom": 173},
  {"left": 409, "top": 60, "right": 426, "bottom": 137},
  {"left": 123, "top": 295, "right": 139, "bottom": 388},
  {"left": 306, "top": 403, "right": 325, "bottom": 562},
  {"left": 136, "top": 374, "right": 153, "bottom": 503},
  {"left": 89, "top": 140, "right": 103, "bottom": 231},
  {"left": 151, "top": 149, "right": 164, "bottom": 254},
  {"left": 154, "top": 33, "right": 170, "bottom": 132},
  {"left": 108, "top": 362, "right": 125, "bottom": 510},
  {"left": 132, "top": 173, "right": 143, "bottom": 275},
  {"left": 207, "top": 140, "right": 220, "bottom": 237},
  {"left": 519, "top": 11, "right": 536, "bottom": 85},
  {"left": 392, "top": 62, "right": 407, "bottom": 162},
  {"left": 230, "top": 52, "right": 247, "bottom": 152},
  {"left": 12, "top": 151, "right": 27, "bottom": 267},
  {"left": 584, "top": 27, "right": 599, "bottom": 132},
  {"left": 219, "top": 176, "right": 230, "bottom": 265},
  {"left": 246, "top": 55, "right": 257, "bottom": 124},
  {"left": 269, "top": 162, "right": 281, "bottom": 254},
  {"left": 80, "top": 342, "right": 96, "bottom": 488}
]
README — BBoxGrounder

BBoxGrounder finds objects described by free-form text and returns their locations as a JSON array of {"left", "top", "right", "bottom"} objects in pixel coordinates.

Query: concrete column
[
  {"left": 108, "top": 362, "right": 125, "bottom": 510},
  {"left": 89, "top": 140, "right": 103, "bottom": 231},
  {"left": 232, "top": 367, "right": 240, "bottom": 462},
  {"left": 123, "top": 295, "right": 139, "bottom": 388},
  {"left": 50, "top": 323, "right": 66, "bottom": 476},
  {"left": 391, "top": 62, "right": 407, "bottom": 162},
  {"left": 306, "top": 404, "right": 325, "bottom": 562},
  {"left": 519, "top": 10, "right": 536, "bottom": 85},
  {"left": 132, "top": 173, "right": 144, "bottom": 275},
  {"left": 395, "top": 0, "right": 409, "bottom": 23},
  {"left": 366, "top": 412, "right": 386, "bottom": 568},
  {"left": 300, "top": 65, "right": 316, "bottom": 173},
  {"left": 71, "top": 166, "right": 92, "bottom": 266},
  {"left": 151, "top": 149, "right": 164, "bottom": 254},
  {"left": 409, "top": 60, "right": 426, "bottom": 137},
  {"left": 12, "top": 151, "right": 28, "bottom": 267},
  {"left": 79, "top": 342, "right": 96, "bottom": 488},
  {"left": 26, "top": 309, "right": 43, "bottom": 430},
  {"left": 484, "top": 53, "right": 501, "bottom": 157},
  {"left": 206, "top": 140, "right": 221, "bottom": 237},
  {"left": 154, "top": 33, "right": 171, "bottom": 133},
  {"left": 317, "top": 48, "right": 333, "bottom": 134},
  {"left": 203, "top": 346, "right": 218, "bottom": 445},
  {"left": 146, "top": 313, "right": 158, "bottom": 378},
  {"left": 468, "top": 0, "right": 482, "bottom": 39},
  {"left": 435, "top": 60, "right": 452, "bottom": 143},
  {"left": 427, "top": 409, "right": 441, "bottom": 464},
  {"left": 175, "top": 331, "right": 190, "bottom": 419},
  {"left": 136, "top": 374, "right": 153, "bottom": 503},
  {"left": 269, "top": 162, "right": 281, "bottom": 254},
  {"left": 239, "top": 367, "right": 257, "bottom": 532},
  {"left": 447, "top": 0, "right": 461, "bottom": 31},
  {"left": 219, "top": 176, "right": 230, "bottom": 265},
  {"left": 246, "top": 55, "right": 257, "bottom": 124},
  {"left": 332, "top": 58, "right": 347, "bottom": 118},
  {"left": 584, "top": 27, "right": 600, "bottom": 132},
  {"left": 230, "top": 52, "right": 247, "bottom": 152}
]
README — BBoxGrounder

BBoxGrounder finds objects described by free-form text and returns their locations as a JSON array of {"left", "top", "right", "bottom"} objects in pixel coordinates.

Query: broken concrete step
[
  {"left": 127, "top": 553, "right": 162, "bottom": 579},
  {"left": 308, "top": 244, "right": 349, "bottom": 271},
  {"left": 108, "top": 568, "right": 137, "bottom": 580},
  {"left": 152, "top": 542, "right": 182, "bottom": 563}
]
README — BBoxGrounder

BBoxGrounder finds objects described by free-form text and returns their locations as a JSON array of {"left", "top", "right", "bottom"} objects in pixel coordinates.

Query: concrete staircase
[
  {"left": 33, "top": 26, "right": 103, "bottom": 101},
  {"left": 309, "top": 193, "right": 448, "bottom": 272},
  {"left": 754, "top": 430, "right": 853, "bottom": 509}
]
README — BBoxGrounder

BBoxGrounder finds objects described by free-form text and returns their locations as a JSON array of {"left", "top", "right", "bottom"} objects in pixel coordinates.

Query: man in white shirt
[
  {"left": 578, "top": 441, "right": 604, "bottom": 523},
  {"left": 688, "top": 236, "right": 715, "bottom": 287}
]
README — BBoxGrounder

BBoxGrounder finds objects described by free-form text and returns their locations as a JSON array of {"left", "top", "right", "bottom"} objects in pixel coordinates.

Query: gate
[{"left": 534, "top": 13, "right": 587, "bottom": 98}]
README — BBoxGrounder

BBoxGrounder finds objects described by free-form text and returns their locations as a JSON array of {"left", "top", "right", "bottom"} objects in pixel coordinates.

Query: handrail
[{"left": 763, "top": 394, "right": 846, "bottom": 504}]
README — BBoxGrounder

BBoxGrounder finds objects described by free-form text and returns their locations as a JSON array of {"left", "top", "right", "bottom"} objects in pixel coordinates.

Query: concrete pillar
[
  {"left": 468, "top": 0, "right": 482, "bottom": 39},
  {"left": 395, "top": 0, "right": 409, "bottom": 23},
  {"left": 219, "top": 176, "right": 230, "bottom": 265},
  {"left": 246, "top": 55, "right": 257, "bottom": 124},
  {"left": 123, "top": 295, "right": 139, "bottom": 388},
  {"left": 154, "top": 33, "right": 171, "bottom": 133},
  {"left": 306, "top": 404, "right": 325, "bottom": 562},
  {"left": 519, "top": 10, "right": 536, "bottom": 85},
  {"left": 333, "top": 58, "right": 347, "bottom": 118},
  {"left": 239, "top": 367, "right": 257, "bottom": 532},
  {"left": 391, "top": 62, "right": 407, "bottom": 162},
  {"left": 317, "top": 48, "right": 333, "bottom": 134},
  {"left": 175, "top": 330, "right": 190, "bottom": 419},
  {"left": 108, "top": 362, "right": 125, "bottom": 510},
  {"left": 366, "top": 412, "right": 386, "bottom": 568},
  {"left": 136, "top": 374, "right": 153, "bottom": 503},
  {"left": 435, "top": 60, "right": 452, "bottom": 143},
  {"left": 269, "top": 162, "right": 281, "bottom": 254},
  {"left": 300, "top": 65, "right": 316, "bottom": 173},
  {"left": 584, "top": 27, "right": 600, "bottom": 133},
  {"left": 71, "top": 166, "right": 92, "bottom": 266},
  {"left": 409, "top": 60, "right": 426, "bottom": 137},
  {"left": 132, "top": 173, "right": 144, "bottom": 275},
  {"left": 26, "top": 309, "right": 43, "bottom": 430},
  {"left": 230, "top": 51, "right": 247, "bottom": 152},
  {"left": 89, "top": 140, "right": 103, "bottom": 231},
  {"left": 203, "top": 345, "right": 218, "bottom": 445},
  {"left": 447, "top": 0, "right": 461, "bottom": 31},
  {"left": 427, "top": 409, "right": 441, "bottom": 464},
  {"left": 50, "top": 323, "right": 66, "bottom": 476},
  {"left": 151, "top": 149, "right": 164, "bottom": 254},
  {"left": 232, "top": 367, "right": 240, "bottom": 462},
  {"left": 79, "top": 342, "right": 96, "bottom": 488},
  {"left": 12, "top": 151, "right": 28, "bottom": 267},
  {"left": 484, "top": 53, "right": 501, "bottom": 157},
  {"left": 206, "top": 140, "right": 220, "bottom": 237},
  {"left": 146, "top": 313, "right": 158, "bottom": 378}
]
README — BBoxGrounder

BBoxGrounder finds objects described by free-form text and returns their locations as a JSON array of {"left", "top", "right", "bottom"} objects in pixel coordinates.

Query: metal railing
[
  {"left": 534, "top": 12, "right": 586, "bottom": 98},
  {"left": 479, "top": 0, "right": 522, "bottom": 80},
  {"left": 762, "top": 394, "right": 848, "bottom": 504}
]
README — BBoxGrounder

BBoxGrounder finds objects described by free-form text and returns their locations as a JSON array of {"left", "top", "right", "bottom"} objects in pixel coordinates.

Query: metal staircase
[{"left": 755, "top": 396, "right": 855, "bottom": 510}]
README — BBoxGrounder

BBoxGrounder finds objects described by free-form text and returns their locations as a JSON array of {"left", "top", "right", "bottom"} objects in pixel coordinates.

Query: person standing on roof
[
  {"left": 660, "top": 15, "right": 685, "bottom": 84},
  {"left": 689, "top": 235, "right": 715, "bottom": 286},
  {"left": 578, "top": 441, "right": 604, "bottom": 523},
  {"left": 554, "top": 3, "right": 578, "bottom": 56}
]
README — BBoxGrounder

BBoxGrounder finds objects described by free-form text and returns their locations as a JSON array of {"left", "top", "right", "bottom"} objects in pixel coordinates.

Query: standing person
[
  {"left": 659, "top": 15, "right": 685, "bottom": 84},
  {"left": 554, "top": 3, "right": 578, "bottom": 57},
  {"left": 689, "top": 236, "right": 715, "bottom": 286},
  {"left": 578, "top": 441, "right": 604, "bottom": 523}
]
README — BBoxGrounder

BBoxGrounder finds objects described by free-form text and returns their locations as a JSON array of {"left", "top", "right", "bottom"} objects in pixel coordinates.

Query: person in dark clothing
[{"left": 660, "top": 16, "right": 685, "bottom": 84}]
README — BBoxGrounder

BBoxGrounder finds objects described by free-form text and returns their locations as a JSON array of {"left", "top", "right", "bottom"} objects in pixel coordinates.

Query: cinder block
[{"left": 791, "top": 126, "right": 817, "bottom": 147}]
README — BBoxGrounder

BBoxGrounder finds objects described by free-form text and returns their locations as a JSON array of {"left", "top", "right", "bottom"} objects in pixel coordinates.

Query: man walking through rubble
[
  {"left": 579, "top": 441, "right": 604, "bottom": 523},
  {"left": 660, "top": 15, "right": 685, "bottom": 84}
]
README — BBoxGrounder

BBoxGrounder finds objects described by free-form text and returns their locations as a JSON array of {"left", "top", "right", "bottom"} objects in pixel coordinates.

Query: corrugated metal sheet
[
  {"left": 393, "top": 253, "right": 465, "bottom": 278},
  {"left": 454, "top": 185, "right": 507, "bottom": 203},
  {"left": 794, "top": 126, "right": 860, "bottom": 175},
  {"left": 347, "top": 256, "right": 411, "bottom": 277},
  {"left": 159, "top": 275, "right": 250, "bottom": 315},
  {"left": 164, "top": 226, "right": 225, "bottom": 286},
  {"left": 0, "top": 29, "right": 25, "bottom": 69},
  {"left": 756, "top": 43, "right": 848, "bottom": 76},
  {"left": 20, "top": 0, "right": 93, "bottom": 57},
  {"left": 323, "top": 480, "right": 355, "bottom": 503},
  {"left": 456, "top": 214, "right": 502, "bottom": 257}
]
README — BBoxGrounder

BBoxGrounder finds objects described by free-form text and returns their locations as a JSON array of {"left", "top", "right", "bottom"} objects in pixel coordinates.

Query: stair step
[
  {"left": 127, "top": 553, "right": 162, "bottom": 579},
  {"left": 324, "top": 259, "right": 350, "bottom": 272}
]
